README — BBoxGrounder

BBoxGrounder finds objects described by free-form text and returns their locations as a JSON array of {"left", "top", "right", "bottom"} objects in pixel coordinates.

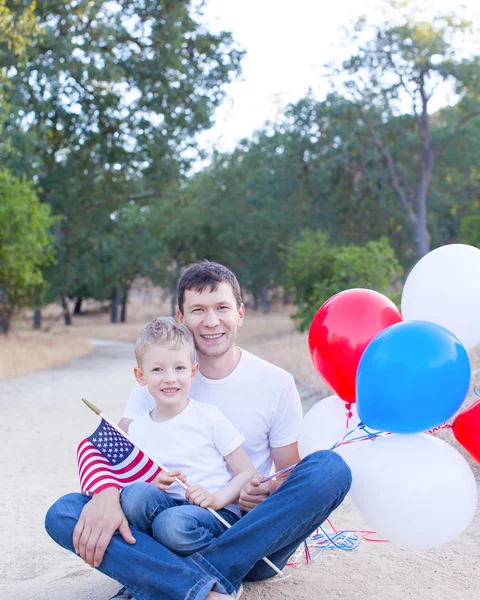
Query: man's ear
[
  {"left": 134, "top": 366, "right": 147, "bottom": 386},
  {"left": 237, "top": 302, "right": 245, "bottom": 328},
  {"left": 176, "top": 307, "right": 184, "bottom": 323}
]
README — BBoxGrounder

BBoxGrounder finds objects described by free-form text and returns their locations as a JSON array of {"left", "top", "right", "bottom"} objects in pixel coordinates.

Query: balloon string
[
  {"left": 428, "top": 423, "right": 452, "bottom": 433},
  {"left": 286, "top": 519, "right": 388, "bottom": 566},
  {"left": 330, "top": 423, "right": 389, "bottom": 451},
  {"left": 345, "top": 402, "right": 353, "bottom": 434}
]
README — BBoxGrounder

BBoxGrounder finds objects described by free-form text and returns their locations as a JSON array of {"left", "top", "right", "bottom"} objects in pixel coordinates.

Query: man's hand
[
  {"left": 73, "top": 487, "right": 135, "bottom": 568},
  {"left": 239, "top": 472, "right": 276, "bottom": 512},
  {"left": 186, "top": 484, "right": 217, "bottom": 510},
  {"left": 152, "top": 470, "right": 187, "bottom": 491}
]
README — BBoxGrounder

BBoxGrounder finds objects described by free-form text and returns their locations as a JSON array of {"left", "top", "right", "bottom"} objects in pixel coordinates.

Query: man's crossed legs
[{"left": 45, "top": 451, "right": 352, "bottom": 600}]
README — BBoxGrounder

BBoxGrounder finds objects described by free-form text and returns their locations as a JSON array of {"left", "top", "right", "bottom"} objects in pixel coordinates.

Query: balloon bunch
[{"left": 302, "top": 244, "right": 480, "bottom": 549}]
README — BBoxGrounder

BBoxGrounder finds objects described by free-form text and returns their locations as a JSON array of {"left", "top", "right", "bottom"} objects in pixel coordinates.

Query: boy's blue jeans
[
  {"left": 45, "top": 451, "right": 352, "bottom": 600},
  {"left": 119, "top": 482, "right": 239, "bottom": 556}
]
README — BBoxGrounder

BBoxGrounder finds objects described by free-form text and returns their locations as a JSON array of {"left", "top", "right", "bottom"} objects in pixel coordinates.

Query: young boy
[{"left": 120, "top": 316, "right": 256, "bottom": 558}]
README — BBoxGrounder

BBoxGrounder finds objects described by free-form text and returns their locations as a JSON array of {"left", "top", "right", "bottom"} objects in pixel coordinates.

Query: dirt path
[{"left": 1, "top": 341, "right": 479, "bottom": 600}]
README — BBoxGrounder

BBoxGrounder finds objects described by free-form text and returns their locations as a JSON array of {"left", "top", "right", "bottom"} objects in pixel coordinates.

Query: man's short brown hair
[{"left": 177, "top": 261, "right": 242, "bottom": 315}]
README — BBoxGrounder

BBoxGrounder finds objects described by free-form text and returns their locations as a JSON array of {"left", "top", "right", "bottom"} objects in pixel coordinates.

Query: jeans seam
[
  {"left": 147, "top": 501, "right": 175, "bottom": 521},
  {"left": 260, "top": 479, "right": 352, "bottom": 559},
  {"left": 190, "top": 553, "right": 236, "bottom": 595}
]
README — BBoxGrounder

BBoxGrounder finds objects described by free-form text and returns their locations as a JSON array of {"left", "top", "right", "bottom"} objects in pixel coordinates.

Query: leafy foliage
[
  {"left": 330, "top": 1, "right": 480, "bottom": 258},
  {"left": 459, "top": 205, "right": 480, "bottom": 248},
  {"left": 284, "top": 231, "right": 402, "bottom": 330},
  {"left": 0, "top": 170, "right": 57, "bottom": 332},
  {"left": 0, "top": 0, "right": 244, "bottom": 311}
]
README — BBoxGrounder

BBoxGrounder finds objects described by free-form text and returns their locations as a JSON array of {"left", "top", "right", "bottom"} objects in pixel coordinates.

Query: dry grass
[
  {"left": 4, "top": 281, "right": 480, "bottom": 422},
  {"left": 0, "top": 331, "right": 93, "bottom": 380}
]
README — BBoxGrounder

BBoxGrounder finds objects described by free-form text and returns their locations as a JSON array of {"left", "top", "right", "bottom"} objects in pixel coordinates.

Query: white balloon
[
  {"left": 298, "top": 395, "right": 360, "bottom": 459},
  {"left": 342, "top": 434, "right": 478, "bottom": 548},
  {"left": 401, "top": 244, "right": 480, "bottom": 349}
]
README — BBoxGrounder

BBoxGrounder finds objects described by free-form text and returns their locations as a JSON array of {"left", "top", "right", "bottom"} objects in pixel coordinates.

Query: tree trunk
[
  {"left": 74, "top": 297, "right": 84, "bottom": 315},
  {"left": 261, "top": 285, "right": 270, "bottom": 314},
  {"left": 170, "top": 281, "right": 177, "bottom": 317},
  {"left": 413, "top": 212, "right": 431, "bottom": 258},
  {"left": 33, "top": 309, "right": 42, "bottom": 330},
  {"left": 62, "top": 297, "right": 72, "bottom": 326},
  {"left": 413, "top": 147, "right": 434, "bottom": 259},
  {"left": 111, "top": 287, "right": 119, "bottom": 323},
  {"left": 120, "top": 288, "right": 129, "bottom": 323},
  {"left": 170, "top": 258, "right": 181, "bottom": 316},
  {"left": 0, "top": 310, "right": 10, "bottom": 334}
]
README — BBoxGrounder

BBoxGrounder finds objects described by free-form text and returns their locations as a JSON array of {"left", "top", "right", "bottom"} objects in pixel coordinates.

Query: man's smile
[{"left": 200, "top": 333, "right": 225, "bottom": 340}]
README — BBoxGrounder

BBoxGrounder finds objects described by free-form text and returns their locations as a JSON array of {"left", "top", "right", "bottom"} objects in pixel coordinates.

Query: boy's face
[
  {"left": 178, "top": 282, "right": 245, "bottom": 359},
  {"left": 134, "top": 344, "right": 198, "bottom": 407}
]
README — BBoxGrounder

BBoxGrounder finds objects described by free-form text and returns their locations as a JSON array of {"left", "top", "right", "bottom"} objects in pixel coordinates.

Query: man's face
[{"left": 178, "top": 282, "right": 245, "bottom": 359}]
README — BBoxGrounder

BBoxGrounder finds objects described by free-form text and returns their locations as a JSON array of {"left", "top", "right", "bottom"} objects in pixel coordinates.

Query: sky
[{"left": 195, "top": 0, "right": 479, "bottom": 158}]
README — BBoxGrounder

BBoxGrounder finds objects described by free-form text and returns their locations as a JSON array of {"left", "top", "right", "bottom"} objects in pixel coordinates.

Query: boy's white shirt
[
  {"left": 128, "top": 399, "right": 245, "bottom": 516},
  {"left": 124, "top": 348, "right": 303, "bottom": 476}
]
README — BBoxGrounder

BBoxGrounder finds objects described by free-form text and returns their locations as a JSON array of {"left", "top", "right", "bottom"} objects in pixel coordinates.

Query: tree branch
[
  {"left": 436, "top": 110, "right": 480, "bottom": 155},
  {"left": 83, "top": 189, "right": 180, "bottom": 210},
  {"left": 355, "top": 104, "right": 416, "bottom": 224}
]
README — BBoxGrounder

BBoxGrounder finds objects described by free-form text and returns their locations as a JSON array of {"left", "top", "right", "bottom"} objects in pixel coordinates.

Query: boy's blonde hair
[{"left": 135, "top": 317, "right": 196, "bottom": 366}]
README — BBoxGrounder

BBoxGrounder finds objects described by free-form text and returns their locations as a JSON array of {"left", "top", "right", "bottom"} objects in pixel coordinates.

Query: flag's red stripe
[
  {"left": 78, "top": 448, "right": 110, "bottom": 474},
  {"left": 80, "top": 447, "right": 144, "bottom": 479},
  {"left": 77, "top": 420, "right": 162, "bottom": 495},
  {"left": 91, "top": 482, "right": 123, "bottom": 493},
  {"left": 84, "top": 464, "right": 161, "bottom": 494},
  {"left": 77, "top": 439, "right": 130, "bottom": 471},
  {"left": 77, "top": 441, "right": 109, "bottom": 472},
  {"left": 80, "top": 454, "right": 149, "bottom": 490},
  {"left": 84, "top": 461, "right": 160, "bottom": 493},
  {"left": 84, "top": 459, "right": 159, "bottom": 492}
]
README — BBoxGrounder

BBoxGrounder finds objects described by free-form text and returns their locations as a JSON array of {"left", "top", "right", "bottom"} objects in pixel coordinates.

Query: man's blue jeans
[
  {"left": 45, "top": 451, "right": 351, "bottom": 600},
  {"left": 119, "top": 483, "right": 239, "bottom": 556}
]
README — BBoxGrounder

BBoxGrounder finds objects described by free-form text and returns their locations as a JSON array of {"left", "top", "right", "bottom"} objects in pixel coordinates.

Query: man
[{"left": 45, "top": 261, "right": 352, "bottom": 600}]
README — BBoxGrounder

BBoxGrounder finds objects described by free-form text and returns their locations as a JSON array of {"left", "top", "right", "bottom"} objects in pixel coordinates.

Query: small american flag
[{"left": 77, "top": 418, "right": 161, "bottom": 494}]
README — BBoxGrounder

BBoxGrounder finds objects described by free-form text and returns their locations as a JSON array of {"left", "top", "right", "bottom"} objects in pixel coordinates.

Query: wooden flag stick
[{"left": 82, "top": 399, "right": 286, "bottom": 578}]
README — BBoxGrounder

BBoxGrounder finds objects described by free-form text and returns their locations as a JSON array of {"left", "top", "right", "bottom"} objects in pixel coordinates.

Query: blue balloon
[{"left": 356, "top": 321, "right": 471, "bottom": 433}]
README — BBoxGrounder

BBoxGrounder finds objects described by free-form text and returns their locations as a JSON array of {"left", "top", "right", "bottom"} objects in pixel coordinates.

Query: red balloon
[
  {"left": 452, "top": 400, "right": 480, "bottom": 464},
  {"left": 308, "top": 289, "right": 402, "bottom": 403}
]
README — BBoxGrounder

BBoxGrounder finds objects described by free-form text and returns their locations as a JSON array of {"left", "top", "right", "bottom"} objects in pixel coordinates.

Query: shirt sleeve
[
  {"left": 122, "top": 383, "right": 155, "bottom": 421},
  {"left": 208, "top": 405, "right": 245, "bottom": 458},
  {"left": 268, "top": 376, "right": 303, "bottom": 448}
]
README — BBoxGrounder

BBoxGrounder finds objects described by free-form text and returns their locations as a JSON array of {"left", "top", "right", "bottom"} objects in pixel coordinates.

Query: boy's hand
[
  {"left": 152, "top": 470, "right": 187, "bottom": 491},
  {"left": 186, "top": 484, "right": 217, "bottom": 509},
  {"left": 239, "top": 472, "right": 275, "bottom": 512}
]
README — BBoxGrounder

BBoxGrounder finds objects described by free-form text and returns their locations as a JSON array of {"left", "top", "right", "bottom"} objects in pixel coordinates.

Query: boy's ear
[
  {"left": 134, "top": 366, "right": 147, "bottom": 386},
  {"left": 191, "top": 362, "right": 199, "bottom": 381}
]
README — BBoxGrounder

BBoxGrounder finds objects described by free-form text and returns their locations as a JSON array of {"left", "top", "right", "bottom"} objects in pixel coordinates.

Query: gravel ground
[{"left": 1, "top": 341, "right": 479, "bottom": 600}]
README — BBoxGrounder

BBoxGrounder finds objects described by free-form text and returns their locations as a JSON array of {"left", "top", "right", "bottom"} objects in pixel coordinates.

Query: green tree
[
  {"left": 284, "top": 231, "right": 402, "bottom": 330},
  {"left": 0, "top": 170, "right": 56, "bottom": 333},
  {"left": 0, "top": 0, "right": 244, "bottom": 314},
  {"left": 459, "top": 203, "right": 480, "bottom": 248},
  {"left": 0, "top": 0, "right": 35, "bottom": 58},
  {"left": 332, "top": 1, "right": 480, "bottom": 258}
]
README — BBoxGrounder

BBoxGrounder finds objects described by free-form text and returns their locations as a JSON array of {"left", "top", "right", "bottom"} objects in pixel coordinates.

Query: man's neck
[{"left": 198, "top": 346, "right": 242, "bottom": 380}]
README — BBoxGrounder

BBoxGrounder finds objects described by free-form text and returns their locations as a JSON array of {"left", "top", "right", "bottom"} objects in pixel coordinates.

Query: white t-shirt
[
  {"left": 123, "top": 349, "right": 302, "bottom": 476},
  {"left": 128, "top": 399, "right": 245, "bottom": 515}
]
